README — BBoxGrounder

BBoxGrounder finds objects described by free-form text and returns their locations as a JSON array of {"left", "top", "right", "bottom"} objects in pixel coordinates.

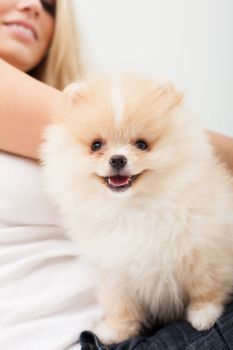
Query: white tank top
[{"left": 0, "top": 152, "right": 101, "bottom": 350}]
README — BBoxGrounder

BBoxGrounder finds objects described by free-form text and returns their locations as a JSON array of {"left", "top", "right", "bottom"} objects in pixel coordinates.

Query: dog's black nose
[{"left": 109, "top": 155, "right": 127, "bottom": 170}]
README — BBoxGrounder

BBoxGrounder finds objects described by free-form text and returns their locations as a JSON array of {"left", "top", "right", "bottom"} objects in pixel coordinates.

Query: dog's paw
[
  {"left": 187, "top": 302, "right": 223, "bottom": 331},
  {"left": 95, "top": 319, "right": 139, "bottom": 344},
  {"left": 95, "top": 321, "right": 120, "bottom": 344}
]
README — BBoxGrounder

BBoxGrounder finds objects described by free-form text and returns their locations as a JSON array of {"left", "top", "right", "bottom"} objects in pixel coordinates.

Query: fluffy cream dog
[{"left": 41, "top": 75, "right": 233, "bottom": 344}]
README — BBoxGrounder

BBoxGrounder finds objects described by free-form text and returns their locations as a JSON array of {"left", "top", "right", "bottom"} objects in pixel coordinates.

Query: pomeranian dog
[{"left": 41, "top": 75, "right": 233, "bottom": 344}]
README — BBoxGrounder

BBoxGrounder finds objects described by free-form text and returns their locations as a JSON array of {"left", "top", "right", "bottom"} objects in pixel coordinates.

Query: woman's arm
[
  {"left": 0, "top": 59, "right": 232, "bottom": 169},
  {"left": 207, "top": 130, "right": 233, "bottom": 174},
  {"left": 0, "top": 59, "right": 61, "bottom": 160}
]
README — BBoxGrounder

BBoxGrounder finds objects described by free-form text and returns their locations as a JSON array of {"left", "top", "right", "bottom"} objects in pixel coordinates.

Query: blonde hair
[{"left": 30, "top": 0, "right": 83, "bottom": 90}]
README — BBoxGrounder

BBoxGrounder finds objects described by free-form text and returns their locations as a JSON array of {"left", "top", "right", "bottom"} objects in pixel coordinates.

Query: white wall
[{"left": 73, "top": 0, "right": 233, "bottom": 136}]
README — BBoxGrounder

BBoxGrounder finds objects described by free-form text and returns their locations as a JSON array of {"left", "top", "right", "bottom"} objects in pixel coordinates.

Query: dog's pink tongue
[{"left": 109, "top": 176, "right": 130, "bottom": 187}]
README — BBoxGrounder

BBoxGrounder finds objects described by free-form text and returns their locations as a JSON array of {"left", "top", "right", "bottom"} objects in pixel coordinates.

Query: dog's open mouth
[{"left": 104, "top": 174, "right": 139, "bottom": 191}]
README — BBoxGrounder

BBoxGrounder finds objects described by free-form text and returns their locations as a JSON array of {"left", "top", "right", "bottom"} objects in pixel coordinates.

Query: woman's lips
[{"left": 2, "top": 22, "right": 37, "bottom": 43}]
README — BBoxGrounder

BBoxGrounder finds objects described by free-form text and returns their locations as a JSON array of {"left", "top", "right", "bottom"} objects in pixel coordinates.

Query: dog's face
[{"left": 54, "top": 75, "right": 186, "bottom": 196}]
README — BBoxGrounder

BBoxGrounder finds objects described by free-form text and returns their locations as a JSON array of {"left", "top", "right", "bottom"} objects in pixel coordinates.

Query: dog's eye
[
  {"left": 91, "top": 140, "right": 103, "bottom": 152},
  {"left": 135, "top": 140, "right": 148, "bottom": 150}
]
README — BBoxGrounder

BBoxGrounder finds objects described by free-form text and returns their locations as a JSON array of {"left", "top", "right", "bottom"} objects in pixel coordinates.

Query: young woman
[{"left": 0, "top": 2, "right": 232, "bottom": 350}]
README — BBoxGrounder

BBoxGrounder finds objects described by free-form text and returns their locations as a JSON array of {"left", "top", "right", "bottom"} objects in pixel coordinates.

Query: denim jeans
[{"left": 79, "top": 302, "right": 233, "bottom": 350}]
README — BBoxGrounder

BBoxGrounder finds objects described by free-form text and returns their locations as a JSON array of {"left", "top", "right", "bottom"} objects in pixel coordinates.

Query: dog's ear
[
  {"left": 63, "top": 82, "right": 88, "bottom": 104},
  {"left": 152, "top": 79, "right": 183, "bottom": 116},
  {"left": 49, "top": 82, "right": 88, "bottom": 124}
]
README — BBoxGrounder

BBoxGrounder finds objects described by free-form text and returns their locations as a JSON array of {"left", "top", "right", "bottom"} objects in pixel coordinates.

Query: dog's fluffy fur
[{"left": 41, "top": 75, "right": 233, "bottom": 343}]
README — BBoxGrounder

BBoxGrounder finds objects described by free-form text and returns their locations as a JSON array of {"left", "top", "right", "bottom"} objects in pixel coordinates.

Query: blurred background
[{"left": 72, "top": 0, "right": 233, "bottom": 136}]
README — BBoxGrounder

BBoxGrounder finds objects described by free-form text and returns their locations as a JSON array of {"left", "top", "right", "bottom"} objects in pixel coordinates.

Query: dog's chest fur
[{"left": 66, "top": 197, "right": 189, "bottom": 317}]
